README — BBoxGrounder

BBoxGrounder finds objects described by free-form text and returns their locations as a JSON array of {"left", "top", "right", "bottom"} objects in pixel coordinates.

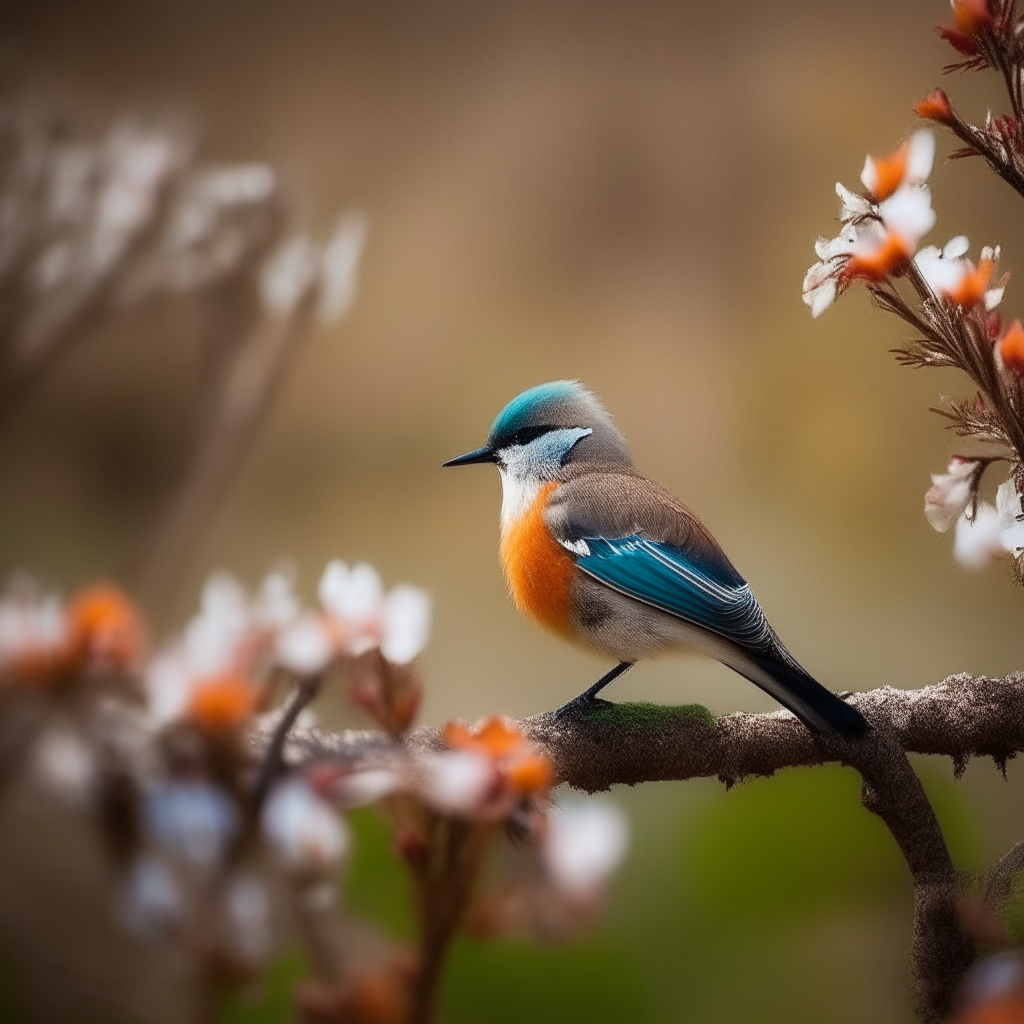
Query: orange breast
[{"left": 500, "top": 481, "right": 576, "bottom": 639}]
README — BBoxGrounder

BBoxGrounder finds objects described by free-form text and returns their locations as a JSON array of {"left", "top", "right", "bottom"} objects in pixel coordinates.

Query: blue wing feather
[
  {"left": 573, "top": 533, "right": 867, "bottom": 737},
  {"left": 575, "top": 535, "right": 775, "bottom": 654}
]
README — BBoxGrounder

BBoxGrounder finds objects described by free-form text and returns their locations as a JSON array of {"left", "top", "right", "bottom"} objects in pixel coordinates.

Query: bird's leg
[{"left": 553, "top": 661, "right": 634, "bottom": 719}]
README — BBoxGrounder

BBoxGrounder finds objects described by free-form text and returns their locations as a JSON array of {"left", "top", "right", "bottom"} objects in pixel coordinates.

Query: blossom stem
[
  {"left": 252, "top": 676, "right": 321, "bottom": 808},
  {"left": 409, "top": 818, "right": 495, "bottom": 1024}
]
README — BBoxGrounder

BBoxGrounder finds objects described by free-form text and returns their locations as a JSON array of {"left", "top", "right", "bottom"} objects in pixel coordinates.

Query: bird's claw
[{"left": 552, "top": 693, "right": 615, "bottom": 721}]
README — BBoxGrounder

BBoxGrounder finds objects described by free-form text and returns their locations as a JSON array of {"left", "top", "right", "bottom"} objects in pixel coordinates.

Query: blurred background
[{"left": 0, "top": 0, "right": 1022, "bottom": 1020}]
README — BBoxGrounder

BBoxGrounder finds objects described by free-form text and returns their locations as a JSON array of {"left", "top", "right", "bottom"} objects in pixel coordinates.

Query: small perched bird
[{"left": 444, "top": 380, "right": 866, "bottom": 737}]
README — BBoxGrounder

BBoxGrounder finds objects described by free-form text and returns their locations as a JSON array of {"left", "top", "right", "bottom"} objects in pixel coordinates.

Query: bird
[{"left": 443, "top": 379, "right": 867, "bottom": 738}]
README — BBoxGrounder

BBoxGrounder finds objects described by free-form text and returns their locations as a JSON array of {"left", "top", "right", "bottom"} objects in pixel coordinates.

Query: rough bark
[{"left": 253, "top": 671, "right": 1024, "bottom": 1022}]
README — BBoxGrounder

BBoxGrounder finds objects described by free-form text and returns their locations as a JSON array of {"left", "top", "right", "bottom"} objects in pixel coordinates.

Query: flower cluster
[
  {"left": 0, "top": 563, "right": 628, "bottom": 1023},
  {"left": 803, "top": 130, "right": 937, "bottom": 317},
  {"left": 804, "top": 118, "right": 1024, "bottom": 573},
  {"left": 141, "top": 560, "right": 430, "bottom": 736},
  {"left": 925, "top": 459, "right": 1024, "bottom": 568}
]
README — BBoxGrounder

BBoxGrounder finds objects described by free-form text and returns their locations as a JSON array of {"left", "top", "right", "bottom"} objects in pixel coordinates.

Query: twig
[{"left": 251, "top": 676, "right": 322, "bottom": 808}]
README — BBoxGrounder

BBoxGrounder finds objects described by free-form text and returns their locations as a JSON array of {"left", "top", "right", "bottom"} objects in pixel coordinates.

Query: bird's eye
[{"left": 508, "top": 425, "right": 554, "bottom": 446}]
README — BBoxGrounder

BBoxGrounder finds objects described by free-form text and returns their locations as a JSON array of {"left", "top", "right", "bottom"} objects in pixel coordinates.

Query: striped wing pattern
[{"left": 574, "top": 535, "right": 775, "bottom": 653}]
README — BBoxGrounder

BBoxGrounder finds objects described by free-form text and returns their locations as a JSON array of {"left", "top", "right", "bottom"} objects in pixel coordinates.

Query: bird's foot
[{"left": 552, "top": 692, "right": 615, "bottom": 721}]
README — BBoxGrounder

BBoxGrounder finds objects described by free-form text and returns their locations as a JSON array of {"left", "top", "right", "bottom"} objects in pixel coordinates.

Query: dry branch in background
[{"left": 0, "top": 93, "right": 367, "bottom": 605}]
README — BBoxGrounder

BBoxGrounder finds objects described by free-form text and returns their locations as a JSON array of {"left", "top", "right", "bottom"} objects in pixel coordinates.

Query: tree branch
[{"left": 253, "top": 670, "right": 1024, "bottom": 1021}]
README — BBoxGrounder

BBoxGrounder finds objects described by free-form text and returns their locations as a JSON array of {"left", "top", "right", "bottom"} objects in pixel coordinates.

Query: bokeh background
[{"left": 1, "top": 0, "right": 1023, "bottom": 1021}]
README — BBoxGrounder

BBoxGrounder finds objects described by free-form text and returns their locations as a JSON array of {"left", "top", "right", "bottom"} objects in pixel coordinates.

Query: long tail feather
[{"left": 728, "top": 650, "right": 868, "bottom": 738}]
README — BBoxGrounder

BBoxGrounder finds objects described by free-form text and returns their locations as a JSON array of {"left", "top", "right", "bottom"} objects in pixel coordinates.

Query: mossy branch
[{"left": 258, "top": 670, "right": 1024, "bottom": 1021}]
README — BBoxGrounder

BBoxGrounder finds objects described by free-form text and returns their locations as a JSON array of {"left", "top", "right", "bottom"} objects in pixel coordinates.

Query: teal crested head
[{"left": 443, "top": 380, "right": 631, "bottom": 472}]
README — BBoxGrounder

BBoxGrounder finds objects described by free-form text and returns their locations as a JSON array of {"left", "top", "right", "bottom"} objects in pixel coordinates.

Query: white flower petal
[
  {"left": 381, "top": 585, "right": 431, "bottom": 664},
  {"left": 275, "top": 614, "right": 334, "bottom": 677},
  {"left": 924, "top": 458, "right": 977, "bottom": 533},
  {"left": 144, "top": 651, "right": 194, "bottom": 726},
  {"left": 996, "top": 479, "right": 1021, "bottom": 528},
  {"left": 879, "top": 186, "right": 935, "bottom": 248},
  {"left": 986, "top": 287, "right": 1005, "bottom": 310},
  {"left": 421, "top": 751, "right": 493, "bottom": 815},
  {"left": 318, "top": 559, "right": 384, "bottom": 626},
  {"left": 261, "top": 235, "right": 320, "bottom": 316},
  {"left": 254, "top": 569, "right": 300, "bottom": 630},
  {"left": 317, "top": 212, "right": 368, "bottom": 323},
  {"left": 261, "top": 778, "right": 349, "bottom": 872},
  {"left": 184, "top": 572, "right": 250, "bottom": 675},
  {"left": 860, "top": 156, "right": 878, "bottom": 195},
  {"left": 146, "top": 781, "right": 240, "bottom": 869},
  {"left": 31, "top": 727, "right": 95, "bottom": 808},
  {"left": 343, "top": 563, "right": 383, "bottom": 624},
  {"left": 544, "top": 800, "right": 630, "bottom": 896},
  {"left": 954, "top": 504, "right": 1006, "bottom": 570},
  {"left": 318, "top": 560, "right": 351, "bottom": 617},
  {"left": 332, "top": 768, "right": 399, "bottom": 809},
  {"left": 943, "top": 235, "right": 970, "bottom": 259},
  {"left": 907, "top": 130, "right": 936, "bottom": 183},
  {"left": 836, "top": 182, "right": 872, "bottom": 221}
]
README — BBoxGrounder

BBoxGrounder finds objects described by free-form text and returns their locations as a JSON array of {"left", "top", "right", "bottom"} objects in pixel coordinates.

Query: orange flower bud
[
  {"left": 842, "top": 233, "right": 911, "bottom": 283},
  {"left": 67, "top": 584, "right": 146, "bottom": 672},
  {"left": 866, "top": 146, "right": 910, "bottom": 202},
  {"left": 506, "top": 752, "right": 554, "bottom": 793},
  {"left": 915, "top": 89, "right": 954, "bottom": 125},
  {"left": 948, "top": 256, "right": 995, "bottom": 308},
  {"left": 443, "top": 715, "right": 523, "bottom": 757},
  {"left": 999, "top": 319, "right": 1024, "bottom": 373},
  {"left": 187, "top": 674, "right": 256, "bottom": 731},
  {"left": 952, "top": 0, "right": 992, "bottom": 35}
]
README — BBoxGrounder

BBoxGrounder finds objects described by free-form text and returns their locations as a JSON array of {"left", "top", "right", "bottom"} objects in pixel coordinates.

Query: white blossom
[
  {"left": 143, "top": 651, "right": 193, "bottom": 727},
  {"left": 543, "top": 800, "right": 630, "bottom": 897},
  {"left": 861, "top": 130, "right": 934, "bottom": 196},
  {"left": 30, "top": 727, "right": 96, "bottom": 808},
  {"left": 317, "top": 212, "right": 367, "bottom": 323},
  {"left": 0, "top": 587, "right": 67, "bottom": 674},
  {"left": 802, "top": 264, "right": 838, "bottom": 318},
  {"left": 954, "top": 504, "right": 1005, "bottom": 569},
  {"left": 253, "top": 568, "right": 300, "bottom": 630},
  {"left": 836, "top": 182, "right": 872, "bottom": 221},
  {"left": 381, "top": 585, "right": 431, "bottom": 665},
  {"left": 183, "top": 572, "right": 251, "bottom": 676},
  {"left": 146, "top": 780, "right": 240, "bottom": 869},
  {"left": 420, "top": 751, "right": 494, "bottom": 815},
  {"left": 952, "top": 479, "right": 1024, "bottom": 568},
  {"left": 275, "top": 613, "right": 334, "bottom": 677},
  {"left": 319, "top": 560, "right": 383, "bottom": 626},
  {"left": 261, "top": 777, "right": 349, "bottom": 872},
  {"left": 878, "top": 186, "right": 936, "bottom": 248},
  {"left": 997, "top": 479, "right": 1024, "bottom": 555},
  {"left": 260, "top": 235, "right": 319, "bottom": 316},
  {"left": 924, "top": 457, "right": 978, "bottom": 533},
  {"left": 331, "top": 768, "right": 400, "bottom": 809},
  {"left": 915, "top": 239, "right": 970, "bottom": 296}
]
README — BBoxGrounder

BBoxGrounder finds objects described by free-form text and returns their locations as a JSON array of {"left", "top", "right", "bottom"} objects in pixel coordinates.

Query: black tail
[{"left": 733, "top": 649, "right": 868, "bottom": 738}]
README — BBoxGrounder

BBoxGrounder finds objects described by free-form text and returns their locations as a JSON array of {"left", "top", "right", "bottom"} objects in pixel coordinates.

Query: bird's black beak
[{"left": 443, "top": 445, "right": 497, "bottom": 468}]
